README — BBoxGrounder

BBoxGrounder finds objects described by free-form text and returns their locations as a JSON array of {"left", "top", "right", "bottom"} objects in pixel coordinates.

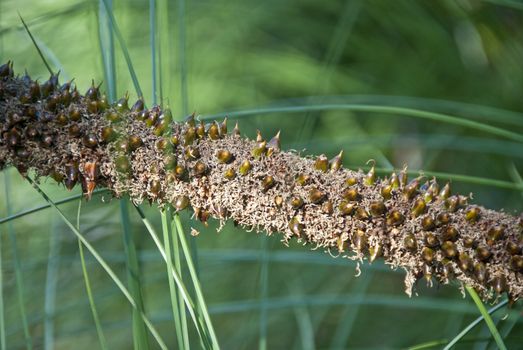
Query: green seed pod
[
  {"left": 196, "top": 120, "right": 206, "bottom": 138},
  {"left": 156, "top": 138, "right": 169, "bottom": 151},
  {"left": 314, "top": 155, "right": 329, "bottom": 172},
  {"left": 364, "top": 162, "right": 376, "bottom": 186},
  {"left": 267, "top": 131, "right": 281, "bottom": 157},
  {"left": 506, "top": 241, "right": 521, "bottom": 255},
  {"left": 154, "top": 118, "right": 170, "bottom": 136},
  {"left": 381, "top": 183, "right": 393, "bottom": 200},
  {"left": 441, "top": 241, "right": 458, "bottom": 258},
  {"left": 164, "top": 155, "right": 177, "bottom": 170},
  {"left": 193, "top": 161, "right": 207, "bottom": 176},
  {"left": 421, "top": 247, "right": 434, "bottom": 264},
  {"left": 208, "top": 122, "right": 220, "bottom": 140},
  {"left": 290, "top": 196, "right": 304, "bottom": 209},
  {"left": 98, "top": 95, "right": 109, "bottom": 111},
  {"left": 83, "top": 134, "right": 98, "bottom": 148},
  {"left": 150, "top": 180, "right": 161, "bottom": 196},
  {"left": 411, "top": 198, "right": 426, "bottom": 217},
  {"left": 322, "top": 200, "right": 333, "bottom": 214},
  {"left": 296, "top": 174, "right": 310, "bottom": 186},
  {"left": 339, "top": 201, "right": 355, "bottom": 216},
  {"left": 216, "top": 149, "right": 233, "bottom": 163},
  {"left": 106, "top": 111, "right": 121, "bottom": 123},
  {"left": 424, "top": 180, "right": 439, "bottom": 203},
  {"left": 116, "top": 95, "right": 129, "bottom": 112},
  {"left": 170, "top": 135, "right": 180, "bottom": 146},
  {"left": 458, "top": 253, "right": 473, "bottom": 272},
  {"left": 442, "top": 226, "right": 459, "bottom": 242},
  {"left": 399, "top": 165, "right": 408, "bottom": 188},
  {"left": 184, "top": 127, "right": 196, "bottom": 145},
  {"left": 390, "top": 172, "right": 400, "bottom": 189},
  {"left": 510, "top": 256, "right": 523, "bottom": 272},
  {"left": 343, "top": 187, "right": 359, "bottom": 201},
  {"left": 425, "top": 233, "right": 439, "bottom": 248},
  {"left": 116, "top": 139, "right": 130, "bottom": 153},
  {"left": 444, "top": 196, "right": 459, "bottom": 212},
  {"left": 87, "top": 100, "right": 99, "bottom": 114},
  {"left": 421, "top": 215, "right": 435, "bottom": 231},
  {"left": 329, "top": 150, "right": 343, "bottom": 172},
  {"left": 115, "top": 156, "right": 131, "bottom": 174},
  {"left": 289, "top": 218, "right": 304, "bottom": 237},
  {"left": 309, "top": 188, "right": 325, "bottom": 204},
  {"left": 131, "top": 99, "right": 144, "bottom": 112},
  {"left": 355, "top": 207, "right": 370, "bottom": 220},
  {"left": 476, "top": 245, "right": 492, "bottom": 262},
  {"left": 174, "top": 165, "right": 187, "bottom": 179},
  {"left": 404, "top": 177, "right": 421, "bottom": 200},
  {"left": 439, "top": 182, "right": 451, "bottom": 200},
  {"left": 370, "top": 201, "right": 386, "bottom": 216},
  {"left": 252, "top": 140, "right": 267, "bottom": 159},
  {"left": 185, "top": 113, "right": 196, "bottom": 127},
  {"left": 354, "top": 229, "right": 367, "bottom": 251},
  {"left": 491, "top": 275, "right": 507, "bottom": 294},
  {"left": 233, "top": 122, "right": 241, "bottom": 136},
  {"left": 404, "top": 234, "right": 417, "bottom": 251},
  {"left": 274, "top": 195, "right": 284, "bottom": 208},
  {"left": 387, "top": 210, "right": 405, "bottom": 226},
  {"left": 262, "top": 175, "right": 275, "bottom": 192},
  {"left": 101, "top": 126, "right": 116, "bottom": 142},
  {"left": 129, "top": 135, "right": 143, "bottom": 151},
  {"left": 239, "top": 160, "right": 252, "bottom": 176},
  {"left": 345, "top": 177, "right": 358, "bottom": 186},
  {"left": 369, "top": 243, "right": 382, "bottom": 263},
  {"left": 487, "top": 226, "right": 504, "bottom": 245},
  {"left": 174, "top": 195, "right": 190, "bottom": 211},
  {"left": 463, "top": 237, "right": 476, "bottom": 248},
  {"left": 146, "top": 111, "right": 158, "bottom": 127},
  {"left": 465, "top": 207, "right": 480, "bottom": 223},
  {"left": 436, "top": 212, "right": 450, "bottom": 226},
  {"left": 474, "top": 262, "right": 488, "bottom": 283},
  {"left": 224, "top": 167, "right": 236, "bottom": 180}
]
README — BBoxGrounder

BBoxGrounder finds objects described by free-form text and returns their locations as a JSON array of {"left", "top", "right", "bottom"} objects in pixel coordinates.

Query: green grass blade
[
  {"left": 100, "top": 0, "right": 143, "bottom": 98},
  {"left": 134, "top": 206, "right": 210, "bottom": 348},
  {"left": 76, "top": 200, "right": 108, "bottom": 350},
  {"left": 258, "top": 236, "right": 269, "bottom": 350},
  {"left": 3, "top": 173, "right": 32, "bottom": 350},
  {"left": 149, "top": 0, "right": 157, "bottom": 105},
  {"left": 464, "top": 286, "right": 507, "bottom": 350},
  {"left": 173, "top": 214, "right": 220, "bottom": 349},
  {"left": 161, "top": 208, "right": 189, "bottom": 349},
  {"left": 18, "top": 13, "right": 53, "bottom": 75},
  {"left": 203, "top": 104, "right": 523, "bottom": 143},
  {"left": 43, "top": 214, "right": 60, "bottom": 350},
  {"left": 97, "top": 0, "right": 117, "bottom": 102},
  {"left": 178, "top": 0, "right": 188, "bottom": 116},
  {"left": 120, "top": 199, "right": 149, "bottom": 350},
  {"left": 0, "top": 186, "right": 6, "bottom": 350},
  {"left": 26, "top": 178, "right": 168, "bottom": 350}
]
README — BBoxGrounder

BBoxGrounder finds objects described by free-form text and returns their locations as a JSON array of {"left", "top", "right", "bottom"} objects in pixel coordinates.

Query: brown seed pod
[
  {"left": 370, "top": 201, "right": 386, "bottom": 216},
  {"left": 193, "top": 161, "right": 207, "bottom": 176},
  {"left": 506, "top": 241, "right": 521, "bottom": 255},
  {"left": 404, "top": 177, "right": 421, "bottom": 200},
  {"left": 208, "top": 122, "right": 220, "bottom": 140},
  {"left": 289, "top": 217, "right": 303, "bottom": 236},
  {"left": 421, "top": 215, "right": 435, "bottom": 231},
  {"left": 364, "top": 162, "right": 376, "bottom": 186},
  {"left": 252, "top": 140, "right": 267, "bottom": 159},
  {"left": 64, "top": 163, "right": 79, "bottom": 190},
  {"left": 174, "top": 195, "right": 190, "bottom": 211},
  {"left": 346, "top": 177, "right": 358, "bottom": 186},
  {"left": 150, "top": 180, "right": 161, "bottom": 196},
  {"left": 404, "top": 234, "right": 417, "bottom": 251},
  {"left": 309, "top": 188, "right": 325, "bottom": 204},
  {"left": 425, "top": 233, "right": 439, "bottom": 248},
  {"left": 68, "top": 124, "right": 81, "bottom": 137},
  {"left": 381, "top": 183, "right": 393, "bottom": 199},
  {"left": 491, "top": 275, "right": 507, "bottom": 294},
  {"left": 474, "top": 262, "right": 488, "bottom": 283},
  {"left": 338, "top": 201, "right": 355, "bottom": 216},
  {"left": 421, "top": 247, "right": 434, "bottom": 264},
  {"left": 441, "top": 241, "right": 458, "bottom": 258},
  {"left": 442, "top": 226, "right": 459, "bottom": 242},
  {"left": 487, "top": 226, "right": 505, "bottom": 245},
  {"left": 439, "top": 182, "right": 451, "bottom": 200},
  {"left": 343, "top": 187, "right": 360, "bottom": 201},
  {"left": 369, "top": 243, "right": 383, "bottom": 263},
  {"left": 387, "top": 210, "right": 404, "bottom": 226},
  {"left": 322, "top": 200, "right": 333, "bottom": 214},
  {"left": 353, "top": 229, "right": 367, "bottom": 251},
  {"left": 411, "top": 198, "right": 426, "bottom": 217},
  {"left": 131, "top": 98, "right": 144, "bottom": 112},
  {"left": 314, "top": 155, "right": 328, "bottom": 172},
  {"left": 83, "top": 134, "right": 98, "bottom": 148},
  {"left": 220, "top": 117, "right": 228, "bottom": 136},
  {"left": 476, "top": 245, "right": 492, "bottom": 262},
  {"left": 274, "top": 195, "right": 284, "bottom": 208},
  {"left": 458, "top": 253, "right": 473, "bottom": 272},
  {"left": 184, "top": 127, "right": 196, "bottom": 145},
  {"left": 296, "top": 174, "right": 310, "bottom": 186},
  {"left": 196, "top": 120, "right": 206, "bottom": 138},
  {"left": 185, "top": 146, "right": 200, "bottom": 159},
  {"left": 174, "top": 165, "right": 187, "bottom": 179},
  {"left": 355, "top": 207, "right": 370, "bottom": 220},
  {"left": 82, "top": 161, "right": 99, "bottom": 200},
  {"left": 216, "top": 149, "right": 233, "bottom": 164},
  {"left": 329, "top": 150, "right": 343, "bottom": 172},
  {"left": 510, "top": 256, "right": 523, "bottom": 273},
  {"left": 436, "top": 212, "right": 450, "bottom": 226},
  {"left": 262, "top": 175, "right": 275, "bottom": 192},
  {"left": 290, "top": 196, "right": 304, "bottom": 209}
]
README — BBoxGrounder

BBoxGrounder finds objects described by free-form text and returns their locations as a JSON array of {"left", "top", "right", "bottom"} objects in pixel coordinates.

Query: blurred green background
[{"left": 1, "top": 0, "right": 523, "bottom": 349}]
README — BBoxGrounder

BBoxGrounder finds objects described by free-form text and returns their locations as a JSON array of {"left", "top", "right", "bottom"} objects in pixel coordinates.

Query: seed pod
[
  {"left": 116, "top": 95, "right": 129, "bottom": 112},
  {"left": 314, "top": 155, "right": 329, "bottom": 172},
  {"left": 439, "top": 182, "right": 451, "bottom": 200},
  {"left": 290, "top": 196, "right": 304, "bottom": 209},
  {"left": 156, "top": 138, "right": 170, "bottom": 151},
  {"left": 510, "top": 256, "right": 523, "bottom": 272},
  {"left": 404, "top": 177, "right": 421, "bottom": 200},
  {"left": 296, "top": 174, "right": 309, "bottom": 186},
  {"left": 0, "top": 61, "right": 13, "bottom": 77},
  {"left": 474, "top": 262, "right": 488, "bottom": 283},
  {"left": 85, "top": 80, "right": 99, "bottom": 100},
  {"left": 369, "top": 243, "right": 382, "bottom": 263},
  {"left": 274, "top": 195, "right": 283, "bottom": 208},
  {"left": 370, "top": 201, "right": 386, "bottom": 216},
  {"left": 463, "top": 237, "right": 477, "bottom": 248},
  {"left": 436, "top": 212, "right": 450, "bottom": 226},
  {"left": 164, "top": 155, "right": 177, "bottom": 170},
  {"left": 218, "top": 166, "right": 234, "bottom": 180},
  {"left": 458, "top": 253, "right": 473, "bottom": 272},
  {"left": 339, "top": 201, "right": 355, "bottom": 216},
  {"left": 82, "top": 161, "right": 99, "bottom": 200},
  {"left": 421, "top": 215, "right": 435, "bottom": 231},
  {"left": 208, "top": 122, "right": 220, "bottom": 140},
  {"left": 442, "top": 226, "right": 459, "bottom": 242},
  {"left": 150, "top": 180, "right": 161, "bottom": 196},
  {"left": 126, "top": 136, "right": 141, "bottom": 151},
  {"left": 424, "top": 179, "right": 439, "bottom": 203},
  {"left": 289, "top": 217, "right": 303, "bottom": 236},
  {"left": 387, "top": 210, "right": 404, "bottom": 226},
  {"left": 441, "top": 259, "right": 454, "bottom": 280},
  {"left": 216, "top": 150, "right": 233, "bottom": 163},
  {"left": 106, "top": 111, "right": 120, "bottom": 123},
  {"left": 364, "top": 161, "right": 376, "bottom": 186},
  {"left": 193, "top": 161, "right": 207, "bottom": 176},
  {"left": 174, "top": 195, "right": 190, "bottom": 211},
  {"left": 491, "top": 275, "right": 507, "bottom": 294},
  {"left": 381, "top": 183, "right": 393, "bottom": 199},
  {"left": 115, "top": 156, "right": 131, "bottom": 174},
  {"left": 424, "top": 233, "right": 439, "bottom": 248},
  {"left": 411, "top": 198, "right": 426, "bottom": 217},
  {"left": 345, "top": 177, "right": 358, "bottom": 186},
  {"left": 329, "top": 150, "right": 343, "bottom": 172},
  {"left": 83, "top": 134, "right": 98, "bottom": 148},
  {"left": 239, "top": 160, "right": 252, "bottom": 176},
  {"left": 56, "top": 113, "right": 68, "bottom": 125},
  {"left": 353, "top": 229, "right": 367, "bottom": 251},
  {"left": 343, "top": 187, "right": 359, "bottom": 201},
  {"left": 441, "top": 241, "right": 458, "bottom": 258},
  {"left": 422, "top": 247, "right": 434, "bottom": 264},
  {"left": 233, "top": 122, "right": 241, "bottom": 136},
  {"left": 64, "top": 163, "right": 79, "bottom": 190},
  {"left": 220, "top": 117, "right": 228, "bottom": 136},
  {"left": 404, "top": 234, "right": 417, "bottom": 251},
  {"left": 322, "top": 201, "right": 333, "bottom": 214},
  {"left": 196, "top": 120, "right": 206, "bottom": 138},
  {"left": 131, "top": 99, "right": 144, "bottom": 112},
  {"left": 185, "top": 146, "right": 200, "bottom": 159},
  {"left": 445, "top": 196, "right": 459, "bottom": 212},
  {"left": 486, "top": 226, "right": 504, "bottom": 245},
  {"left": 476, "top": 245, "right": 492, "bottom": 262},
  {"left": 390, "top": 172, "right": 400, "bottom": 189},
  {"left": 6, "top": 129, "right": 21, "bottom": 147},
  {"left": 267, "top": 131, "right": 281, "bottom": 157},
  {"left": 262, "top": 175, "right": 275, "bottom": 192},
  {"left": 25, "top": 125, "right": 39, "bottom": 139},
  {"left": 29, "top": 80, "right": 41, "bottom": 100},
  {"left": 41, "top": 134, "right": 53, "bottom": 147},
  {"left": 184, "top": 127, "right": 196, "bottom": 145},
  {"left": 16, "top": 149, "right": 29, "bottom": 159},
  {"left": 465, "top": 207, "right": 480, "bottom": 222},
  {"left": 145, "top": 111, "right": 158, "bottom": 127},
  {"left": 170, "top": 135, "right": 180, "bottom": 146},
  {"left": 252, "top": 140, "right": 267, "bottom": 159},
  {"left": 506, "top": 241, "right": 521, "bottom": 255},
  {"left": 309, "top": 188, "right": 325, "bottom": 204},
  {"left": 49, "top": 170, "right": 64, "bottom": 183},
  {"left": 174, "top": 165, "right": 187, "bottom": 179},
  {"left": 355, "top": 207, "right": 370, "bottom": 220},
  {"left": 185, "top": 113, "right": 196, "bottom": 127},
  {"left": 399, "top": 165, "right": 408, "bottom": 188}
]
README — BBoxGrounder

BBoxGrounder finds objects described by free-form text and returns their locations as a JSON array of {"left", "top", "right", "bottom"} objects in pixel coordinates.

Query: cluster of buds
[{"left": 1, "top": 62, "right": 522, "bottom": 302}]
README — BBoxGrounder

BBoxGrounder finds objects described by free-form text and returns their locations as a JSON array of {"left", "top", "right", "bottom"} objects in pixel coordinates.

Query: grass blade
[
  {"left": 3, "top": 173, "right": 32, "bottom": 350},
  {"left": 120, "top": 199, "right": 149, "bottom": 350},
  {"left": 203, "top": 104, "right": 523, "bottom": 143},
  {"left": 97, "top": 0, "right": 117, "bottom": 102},
  {"left": 149, "top": 0, "right": 157, "bottom": 105},
  {"left": 0, "top": 187, "right": 6, "bottom": 350},
  {"left": 43, "top": 215, "right": 60, "bottom": 350},
  {"left": 26, "top": 177, "right": 168, "bottom": 350},
  {"left": 258, "top": 236, "right": 269, "bottom": 350},
  {"left": 464, "top": 286, "right": 507, "bottom": 350},
  {"left": 18, "top": 13, "right": 53, "bottom": 75}
]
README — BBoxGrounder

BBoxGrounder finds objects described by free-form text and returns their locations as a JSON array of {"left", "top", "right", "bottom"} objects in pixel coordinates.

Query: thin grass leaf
[
  {"left": 97, "top": 0, "right": 117, "bottom": 102},
  {"left": 100, "top": 0, "right": 143, "bottom": 98},
  {"left": 258, "top": 236, "right": 269, "bottom": 350},
  {"left": 120, "top": 199, "right": 149, "bottom": 350},
  {"left": 464, "top": 286, "right": 507, "bottom": 350},
  {"left": 203, "top": 104, "right": 523, "bottom": 143},
  {"left": 26, "top": 177, "right": 168, "bottom": 350},
  {"left": 76, "top": 199, "right": 108, "bottom": 350},
  {"left": 3, "top": 173, "right": 32, "bottom": 350},
  {"left": 134, "top": 206, "right": 211, "bottom": 348},
  {"left": 149, "top": 0, "right": 157, "bottom": 105},
  {"left": 0, "top": 187, "right": 6, "bottom": 350},
  {"left": 18, "top": 13, "right": 53, "bottom": 75},
  {"left": 43, "top": 214, "right": 60, "bottom": 350},
  {"left": 161, "top": 208, "right": 189, "bottom": 349}
]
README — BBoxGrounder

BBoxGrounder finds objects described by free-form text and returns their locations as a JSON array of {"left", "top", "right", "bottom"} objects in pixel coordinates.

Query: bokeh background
[{"left": 1, "top": 0, "right": 523, "bottom": 349}]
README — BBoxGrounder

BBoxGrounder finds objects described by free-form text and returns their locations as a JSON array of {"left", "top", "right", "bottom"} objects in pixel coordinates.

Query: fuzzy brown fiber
[{"left": 1, "top": 62, "right": 522, "bottom": 302}]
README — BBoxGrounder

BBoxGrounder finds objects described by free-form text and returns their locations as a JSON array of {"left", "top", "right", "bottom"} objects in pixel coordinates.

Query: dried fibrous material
[{"left": 1, "top": 62, "right": 522, "bottom": 302}]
